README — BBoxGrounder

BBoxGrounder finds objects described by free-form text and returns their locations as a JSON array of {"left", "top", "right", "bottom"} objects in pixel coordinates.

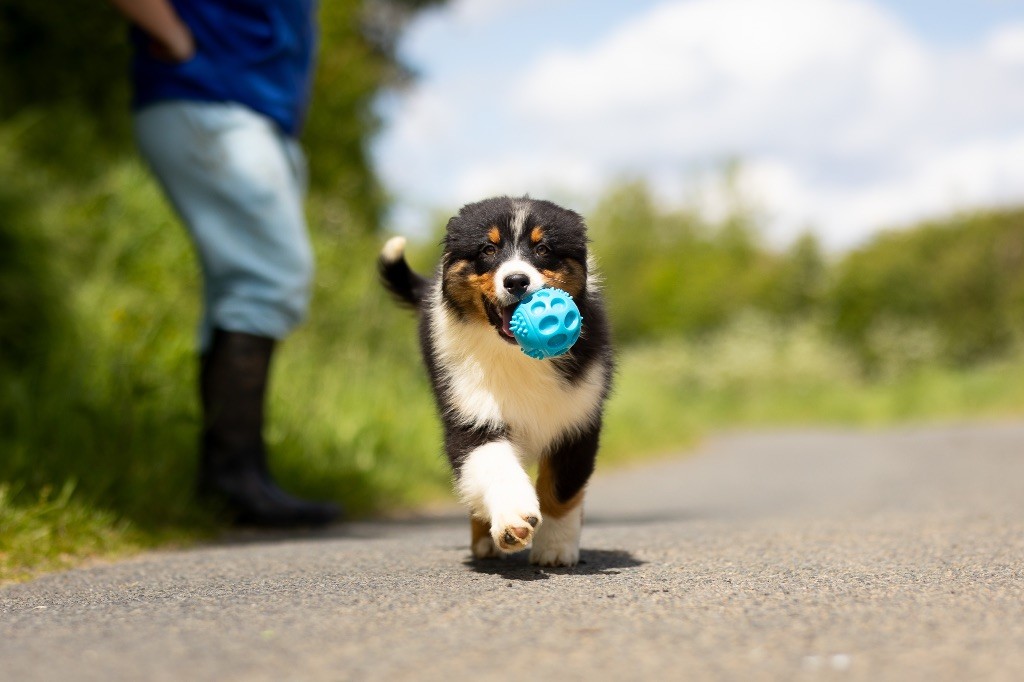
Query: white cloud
[
  {"left": 518, "top": 0, "right": 920, "bottom": 120},
  {"left": 735, "top": 133, "right": 1024, "bottom": 248},
  {"left": 444, "top": 0, "right": 546, "bottom": 26},
  {"left": 511, "top": 0, "right": 936, "bottom": 166},
  {"left": 377, "top": 0, "right": 1024, "bottom": 248},
  {"left": 452, "top": 153, "right": 605, "bottom": 203},
  {"left": 987, "top": 23, "right": 1024, "bottom": 65}
]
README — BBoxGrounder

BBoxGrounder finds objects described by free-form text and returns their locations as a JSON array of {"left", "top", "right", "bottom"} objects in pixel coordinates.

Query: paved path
[{"left": 3, "top": 423, "right": 1023, "bottom": 681}]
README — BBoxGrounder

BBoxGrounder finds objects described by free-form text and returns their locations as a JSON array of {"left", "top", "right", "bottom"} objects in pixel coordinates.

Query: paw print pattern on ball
[{"left": 509, "top": 288, "right": 583, "bottom": 359}]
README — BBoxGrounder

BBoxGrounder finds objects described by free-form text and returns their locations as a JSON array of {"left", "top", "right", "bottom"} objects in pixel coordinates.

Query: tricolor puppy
[{"left": 379, "top": 196, "right": 614, "bottom": 567}]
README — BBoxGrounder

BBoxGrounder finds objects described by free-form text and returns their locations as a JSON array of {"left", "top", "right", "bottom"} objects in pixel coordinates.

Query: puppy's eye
[
  {"left": 481, "top": 244, "right": 498, "bottom": 257},
  {"left": 535, "top": 244, "right": 551, "bottom": 257}
]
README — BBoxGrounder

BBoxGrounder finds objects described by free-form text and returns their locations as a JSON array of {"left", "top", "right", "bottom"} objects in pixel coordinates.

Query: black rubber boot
[{"left": 198, "top": 328, "right": 341, "bottom": 527}]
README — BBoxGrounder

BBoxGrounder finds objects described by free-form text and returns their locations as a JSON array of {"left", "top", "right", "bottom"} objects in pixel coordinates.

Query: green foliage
[
  {"left": 303, "top": 0, "right": 444, "bottom": 226},
  {"left": 0, "top": 128, "right": 62, "bottom": 369},
  {"left": 0, "top": 0, "right": 439, "bottom": 226},
  {"left": 588, "top": 182, "right": 826, "bottom": 344},
  {"left": 590, "top": 181, "right": 1024, "bottom": 377},
  {"left": 604, "top": 318, "right": 1024, "bottom": 461},
  {"left": 0, "top": 0, "right": 452, "bottom": 581},
  {"left": 0, "top": 482, "right": 154, "bottom": 584},
  {"left": 0, "top": 1, "right": 132, "bottom": 173},
  {"left": 826, "top": 209, "right": 1024, "bottom": 369},
  {"left": 585, "top": 180, "right": 774, "bottom": 342},
  {"left": 765, "top": 233, "right": 828, "bottom": 319}
]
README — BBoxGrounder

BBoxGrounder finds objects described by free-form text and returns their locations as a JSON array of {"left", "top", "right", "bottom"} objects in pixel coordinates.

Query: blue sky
[{"left": 372, "top": 0, "right": 1024, "bottom": 249}]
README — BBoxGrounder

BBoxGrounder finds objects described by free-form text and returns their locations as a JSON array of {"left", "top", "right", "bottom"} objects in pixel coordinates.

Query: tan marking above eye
[
  {"left": 488, "top": 226, "right": 501, "bottom": 245},
  {"left": 530, "top": 226, "right": 544, "bottom": 244}
]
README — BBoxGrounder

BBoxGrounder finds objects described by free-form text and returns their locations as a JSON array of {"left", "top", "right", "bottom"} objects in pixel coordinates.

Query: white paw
[
  {"left": 472, "top": 534, "right": 500, "bottom": 559},
  {"left": 529, "top": 506, "right": 582, "bottom": 567},
  {"left": 457, "top": 441, "right": 543, "bottom": 555},
  {"left": 490, "top": 509, "right": 542, "bottom": 553},
  {"left": 529, "top": 544, "right": 580, "bottom": 567}
]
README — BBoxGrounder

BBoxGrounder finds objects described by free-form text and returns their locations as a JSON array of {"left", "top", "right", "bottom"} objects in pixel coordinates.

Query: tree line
[{"left": 589, "top": 182, "right": 1024, "bottom": 373}]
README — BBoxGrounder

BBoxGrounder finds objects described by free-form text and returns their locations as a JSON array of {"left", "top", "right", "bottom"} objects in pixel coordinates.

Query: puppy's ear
[{"left": 441, "top": 215, "right": 459, "bottom": 249}]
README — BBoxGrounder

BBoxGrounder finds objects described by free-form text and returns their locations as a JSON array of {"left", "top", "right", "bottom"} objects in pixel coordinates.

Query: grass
[
  {"left": 2, "top": 157, "right": 1023, "bottom": 584},
  {"left": 0, "top": 482, "right": 175, "bottom": 584},
  {"left": 603, "top": 316, "right": 1024, "bottom": 463}
]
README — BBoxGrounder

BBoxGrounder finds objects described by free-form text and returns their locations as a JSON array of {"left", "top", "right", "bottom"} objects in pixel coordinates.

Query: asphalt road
[{"left": 3, "top": 422, "right": 1023, "bottom": 681}]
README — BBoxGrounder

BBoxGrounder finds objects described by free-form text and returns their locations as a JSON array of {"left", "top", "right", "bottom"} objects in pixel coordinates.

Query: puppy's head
[{"left": 440, "top": 196, "right": 589, "bottom": 344}]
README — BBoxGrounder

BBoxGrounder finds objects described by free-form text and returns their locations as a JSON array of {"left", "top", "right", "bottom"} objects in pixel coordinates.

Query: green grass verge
[
  {"left": 603, "top": 316, "right": 1024, "bottom": 463},
  {"left": 0, "top": 482, "right": 188, "bottom": 584}
]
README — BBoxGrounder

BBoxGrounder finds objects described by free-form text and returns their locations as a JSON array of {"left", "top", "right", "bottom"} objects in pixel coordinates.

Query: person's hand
[{"left": 148, "top": 18, "right": 195, "bottom": 63}]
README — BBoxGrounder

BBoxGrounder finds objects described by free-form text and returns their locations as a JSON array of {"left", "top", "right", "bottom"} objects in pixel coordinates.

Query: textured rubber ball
[{"left": 508, "top": 288, "right": 583, "bottom": 360}]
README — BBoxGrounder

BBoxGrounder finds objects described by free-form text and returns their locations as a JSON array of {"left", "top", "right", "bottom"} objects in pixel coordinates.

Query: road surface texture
[{"left": 3, "top": 422, "right": 1023, "bottom": 681}]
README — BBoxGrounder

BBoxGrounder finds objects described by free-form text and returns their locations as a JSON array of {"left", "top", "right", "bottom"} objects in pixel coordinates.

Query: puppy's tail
[{"left": 379, "top": 236, "right": 430, "bottom": 309}]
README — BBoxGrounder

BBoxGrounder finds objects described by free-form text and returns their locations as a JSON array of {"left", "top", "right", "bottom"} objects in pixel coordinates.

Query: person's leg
[
  {"left": 133, "top": 100, "right": 339, "bottom": 526},
  {"left": 134, "top": 100, "right": 314, "bottom": 347}
]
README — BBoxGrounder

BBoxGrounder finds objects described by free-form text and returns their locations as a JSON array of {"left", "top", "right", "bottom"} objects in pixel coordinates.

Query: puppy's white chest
[{"left": 436, "top": 318, "right": 604, "bottom": 459}]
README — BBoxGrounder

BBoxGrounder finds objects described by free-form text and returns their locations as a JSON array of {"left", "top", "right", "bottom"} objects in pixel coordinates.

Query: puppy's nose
[{"left": 503, "top": 273, "right": 530, "bottom": 299}]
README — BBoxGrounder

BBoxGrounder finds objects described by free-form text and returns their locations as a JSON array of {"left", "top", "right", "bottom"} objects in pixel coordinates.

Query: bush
[
  {"left": 826, "top": 208, "right": 1024, "bottom": 369},
  {"left": 589, "top": 182, "right": 795, "bottom": 343}
]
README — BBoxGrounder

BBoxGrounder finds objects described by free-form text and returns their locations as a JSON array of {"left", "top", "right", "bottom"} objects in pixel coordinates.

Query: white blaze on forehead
[{"left": 509, "top": 199, "right": 531, "bottom": 242}]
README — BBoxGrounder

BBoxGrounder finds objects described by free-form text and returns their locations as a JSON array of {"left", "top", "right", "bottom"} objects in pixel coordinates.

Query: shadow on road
[
  {"left": 464, "top": 548, "right": 645, "bottom": 581},
  {"left": 210, "top": 513, "right": 469, "bottom": 546}
]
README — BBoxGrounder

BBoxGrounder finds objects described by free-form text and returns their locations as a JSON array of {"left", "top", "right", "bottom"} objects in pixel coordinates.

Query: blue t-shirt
[{"left": 132, "top": 0, "right": 318, "bottom": 135}]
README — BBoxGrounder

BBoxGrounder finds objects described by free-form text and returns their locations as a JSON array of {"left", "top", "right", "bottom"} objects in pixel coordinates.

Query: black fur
[
  {"left": 378, "top": 246, "right": 430, "bottom": 308},
  {"left": 544, "top": 419, "right": 602, "bottom": 503}
]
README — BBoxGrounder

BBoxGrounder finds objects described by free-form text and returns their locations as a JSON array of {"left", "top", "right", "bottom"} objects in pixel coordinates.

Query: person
[{"left": 107, "top": 0, "right": 340, "bottom": 526}]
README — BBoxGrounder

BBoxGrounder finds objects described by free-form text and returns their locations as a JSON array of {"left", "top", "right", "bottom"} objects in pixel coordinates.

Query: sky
[{"left": 372, "top": 0, "right": 1024, "bottom": 250}]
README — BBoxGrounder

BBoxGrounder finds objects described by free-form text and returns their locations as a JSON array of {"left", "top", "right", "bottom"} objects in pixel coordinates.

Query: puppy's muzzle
[{"left": 503, "top": 273, "right": 530, "bottom": 300}]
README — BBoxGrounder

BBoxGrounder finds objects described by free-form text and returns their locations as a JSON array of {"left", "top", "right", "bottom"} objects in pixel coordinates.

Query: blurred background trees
[{"left": 588, "top": 181, "right": 1024, "bottom": 373}]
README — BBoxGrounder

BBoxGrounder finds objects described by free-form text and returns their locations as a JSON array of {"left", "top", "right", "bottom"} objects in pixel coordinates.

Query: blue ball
[{"left": 509, "top": 287, "right": 583, "bottom": 360}]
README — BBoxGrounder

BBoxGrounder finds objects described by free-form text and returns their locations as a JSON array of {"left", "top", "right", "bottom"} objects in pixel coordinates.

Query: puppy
[{"left": 379, "top": 196, "right": 613, "bottom": 567}]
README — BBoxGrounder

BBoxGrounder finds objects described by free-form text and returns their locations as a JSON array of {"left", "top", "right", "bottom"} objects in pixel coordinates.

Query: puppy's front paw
[
  {"left": 491, "top": 511, "right": 541, "bottom": 553},
  {"left": 529, "top": 508, "right": 582, "bottom": 567}
]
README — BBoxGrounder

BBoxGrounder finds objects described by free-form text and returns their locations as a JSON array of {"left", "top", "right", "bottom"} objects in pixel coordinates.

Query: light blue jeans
[{"left": 133, "top": 101, "right": 313, "bottom": 351}]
